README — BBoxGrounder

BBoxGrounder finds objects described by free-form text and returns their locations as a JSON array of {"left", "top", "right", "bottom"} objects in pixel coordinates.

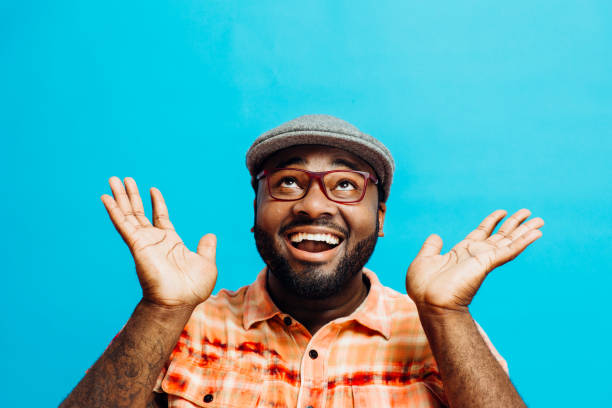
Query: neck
[{"left": 266, "top": 269, "right": 369, "bottom": 335}]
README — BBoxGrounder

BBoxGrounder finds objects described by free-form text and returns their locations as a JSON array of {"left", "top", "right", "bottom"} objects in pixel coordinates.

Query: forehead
[{"left": 261, "top": 144, "right": 375, "bottom": 174}]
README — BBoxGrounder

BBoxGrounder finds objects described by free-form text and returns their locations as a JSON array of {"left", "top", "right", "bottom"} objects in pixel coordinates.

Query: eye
[
  {"left": 335, "top": 179, "right": 357, "bottom": 191},
  {"left": 280, "top": 177, "right": 300, "bottom": 188}
]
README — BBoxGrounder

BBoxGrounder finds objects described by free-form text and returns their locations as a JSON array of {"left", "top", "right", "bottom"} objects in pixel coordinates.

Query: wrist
[
  {"left": 138, "top": 298, "right": 196, "bottom": 324},
  {"left": 416, "top": 304, "right": 477, "bottom": 342},
  {"left": 415, "top": 302, "right": 472, "bottom": 322}
]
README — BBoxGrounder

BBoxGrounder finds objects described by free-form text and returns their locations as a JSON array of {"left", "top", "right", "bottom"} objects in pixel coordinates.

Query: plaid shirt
[{"left": 154, "top": 268, "right": 507, "bottom": 407}]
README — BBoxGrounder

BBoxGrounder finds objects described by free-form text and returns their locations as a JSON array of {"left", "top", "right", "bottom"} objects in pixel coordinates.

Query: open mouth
[{"left": 288, "top": 232, "right": 343, "bottom": 253}]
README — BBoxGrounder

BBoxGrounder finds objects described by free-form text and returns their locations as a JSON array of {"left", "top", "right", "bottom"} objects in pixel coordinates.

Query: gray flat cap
[{"left": 246, "top": 114, "right": 394, "bottom": 202}]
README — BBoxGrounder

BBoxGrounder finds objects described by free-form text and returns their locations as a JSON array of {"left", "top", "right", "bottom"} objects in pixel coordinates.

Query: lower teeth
[{"left": 293, "top": 240, "right": 337, "bottom": 252}]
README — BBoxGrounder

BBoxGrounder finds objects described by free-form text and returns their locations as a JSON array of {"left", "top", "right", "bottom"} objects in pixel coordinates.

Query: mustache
[{"left": 279, "top": 218, "right": 349, "bottom": 239}]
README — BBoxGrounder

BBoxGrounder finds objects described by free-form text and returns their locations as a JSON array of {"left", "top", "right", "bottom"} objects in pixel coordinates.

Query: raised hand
[
  {"left": 101, "top": 177, "right": 217, "bottom": 308},
  {"left": 406, "top": 209, "right": 543, "bottom": 314}
]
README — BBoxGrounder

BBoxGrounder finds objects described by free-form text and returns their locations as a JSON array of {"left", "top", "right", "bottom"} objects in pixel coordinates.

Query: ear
[
  {"left": 251, "top": 199, "right": 257, "bottom": 233},
  {"left": 377, "top": 202, "right": 386, "bottom": 237}
]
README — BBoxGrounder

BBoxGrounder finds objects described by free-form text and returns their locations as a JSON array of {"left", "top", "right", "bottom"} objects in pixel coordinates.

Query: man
[{"left": 61, "top": 114, "right": 543, "bottom": 407}]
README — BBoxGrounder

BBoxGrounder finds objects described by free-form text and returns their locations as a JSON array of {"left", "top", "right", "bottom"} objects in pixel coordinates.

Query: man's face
[{"left": 253, "top": 145, "right": 386, "bottom": 299}]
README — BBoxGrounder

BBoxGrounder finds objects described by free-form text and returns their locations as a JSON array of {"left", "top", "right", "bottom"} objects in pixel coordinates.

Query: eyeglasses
[{"left": 256, "top": 168, "right": 378, "bottom": 204}]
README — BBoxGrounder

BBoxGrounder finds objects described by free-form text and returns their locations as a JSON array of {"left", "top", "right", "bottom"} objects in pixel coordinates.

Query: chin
[{"left": 254, "top": 224, "right": 378, "bottom": 299}]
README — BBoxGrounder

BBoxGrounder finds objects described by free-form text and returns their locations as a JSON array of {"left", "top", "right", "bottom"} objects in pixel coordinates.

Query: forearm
[
  {"left": 60, "top": 299, "right": 195, "bottom": 408},
  {"left": 417, "top": 306, "right": 526, "bottom": 408}
]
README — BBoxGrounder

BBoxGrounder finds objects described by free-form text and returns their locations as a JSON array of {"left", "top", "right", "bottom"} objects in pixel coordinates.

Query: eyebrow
[
  {"left": 275, "top": 157, "right": 305, "bottom": 168},
  {"left": 331, "top": 158, "right": 360, "bottom": 171},
  {"left": 274, "top": 157, "right": 362, "bottom": 171}
]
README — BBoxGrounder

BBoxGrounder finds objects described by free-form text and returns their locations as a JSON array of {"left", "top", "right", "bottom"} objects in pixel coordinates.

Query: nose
[{"left": 292, "top": 178, "right": 338, "bottom": 218}]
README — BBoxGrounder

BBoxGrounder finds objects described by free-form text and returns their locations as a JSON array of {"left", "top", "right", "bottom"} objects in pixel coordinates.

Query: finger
[
  {"left": 416, "top": 234, "right": 443, "bottom": 257},
  {"left": 124, "top": 177, "right": 152, "bottom": 227},
  {"left": 197, "top": 233, "right": 217, "bottom": 260},
  {"left": 489, "top": 208, "right": 532, "bottom": 243},
  {"left": 489, "top": 229, "right": 543, "bottom": 269},
  {"left": 109, "top": 176, "right": 140, "bottom": 226},
  {"left": 493, "top": 217, "right": 544, "bottom": 247},
  {"left": 151, "top": 187, "right": 175, "bottom": 230},
  {"left": 464, "top": 210, "right": 507, "bottom": 241},
  {"left": 101, "top": 194, "right": 137, "bottom": 243}
]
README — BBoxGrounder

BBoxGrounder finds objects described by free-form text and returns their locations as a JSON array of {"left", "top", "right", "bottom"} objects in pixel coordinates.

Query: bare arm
[
  {"left": 418, "top": 307, "right": 524, "bottom": 407},
  {"left": 61, "top": 177, "right": 218, "bottom": 408},
  {"left": 407, "top": 209, "right": 543, "bottom": 407},
  {"left": 60, "top": 301, "right": 193, "bottom": 408}
]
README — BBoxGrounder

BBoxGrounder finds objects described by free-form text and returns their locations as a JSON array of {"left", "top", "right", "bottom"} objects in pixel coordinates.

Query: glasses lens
[
  {"left": 267, "top": 169, "right": 311, "bottom": 199},
  {"left": 323, "top": 171, "right": 366, "bottom": 202}
]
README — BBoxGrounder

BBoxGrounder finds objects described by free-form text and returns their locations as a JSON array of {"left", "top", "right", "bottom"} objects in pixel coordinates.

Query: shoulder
[
  {"left": 176, "top": 285, "right": 251, "bottom": 346},
  {"left": 188, "top": 285, "right": 250, "bottom": 326},
  {"left": 380, "top": 284, "right": 416, "bottom": 308},
  {"left": 195, "top": 285, "right": 250, "bottom": 315},
  {"left": 379, "top": 285, "right": 426, "bottom": 338},
  {"left": 362, "top": 269, "right": 421, "bottom": 330},
  {"left": 375, "top": 280, "right": 508, "bottom": 373}
]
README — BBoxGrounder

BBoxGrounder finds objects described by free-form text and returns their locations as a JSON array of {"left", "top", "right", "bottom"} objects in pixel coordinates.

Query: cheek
[
  {"left": 342, "top": 204, "right": 379, "bottom": 238},
  {"left": 256, "top": 201, "right": 290, "bottom": 232}
]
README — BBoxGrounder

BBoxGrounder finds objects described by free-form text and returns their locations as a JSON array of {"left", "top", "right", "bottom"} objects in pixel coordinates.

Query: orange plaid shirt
[{"left": 154, "top": 268, "right": 507, "bottom": 407}]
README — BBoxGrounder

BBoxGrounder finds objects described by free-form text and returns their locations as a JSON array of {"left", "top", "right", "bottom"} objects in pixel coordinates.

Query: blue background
[{"left": 2, "top": 1, "right": 611, "bottom": 406}]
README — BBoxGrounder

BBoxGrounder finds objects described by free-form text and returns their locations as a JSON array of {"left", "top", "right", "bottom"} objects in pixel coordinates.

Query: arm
[
  {"left": 417, "top": 307, "right": 522, "bottom": 407},
  {"left": 60, "top": 301, "right": 193, "bottom": 408},
  {"left": 407, "top": 209, "right": 544, "bottom": 408},
  {"left": 60, "top": 177, "right": 218, "bottom": 408}
]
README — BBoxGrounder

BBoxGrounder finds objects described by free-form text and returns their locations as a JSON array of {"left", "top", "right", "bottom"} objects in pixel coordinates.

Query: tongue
[{"left": 296, "top": 240, "right": 335, "bottom": 252}]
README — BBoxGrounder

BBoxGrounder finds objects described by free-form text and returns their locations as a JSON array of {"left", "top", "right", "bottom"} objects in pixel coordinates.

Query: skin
[
  {"left": 254, "top": 145, "right": 386, "bottom": 334},
  {"left": 60, "top": 178, "right": 217, "bottom": 408},
  {"left": 60, "top": 146, "right": 543, "bottom": 408},
  {"left": 407, "top": 208, "right": 543, "bottom": 407}
]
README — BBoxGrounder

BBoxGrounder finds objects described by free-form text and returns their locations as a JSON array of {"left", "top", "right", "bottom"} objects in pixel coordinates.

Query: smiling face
[{"left": 253, "top": 145, "right": 386, "bottom": 299}]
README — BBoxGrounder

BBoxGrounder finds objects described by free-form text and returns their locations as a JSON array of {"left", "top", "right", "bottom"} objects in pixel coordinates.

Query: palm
[
  {"left": 101, "top": 177, "right": 217, "bottom": 307},
  {"left": 130, "top": 227, "right": 217, "bottom": 307},
  {"left": 407, "top": 209, "right": 544, "bottom": 312}
]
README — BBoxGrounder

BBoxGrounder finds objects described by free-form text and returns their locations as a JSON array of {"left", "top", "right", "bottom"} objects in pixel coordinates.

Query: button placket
[{"left": 296, "top": 323, "right": 341, "bottom": 408}]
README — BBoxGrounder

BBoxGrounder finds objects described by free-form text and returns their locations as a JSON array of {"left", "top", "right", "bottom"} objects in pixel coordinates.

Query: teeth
[{"left": 289, "top": 232, "right": 340, "bottom": 245}]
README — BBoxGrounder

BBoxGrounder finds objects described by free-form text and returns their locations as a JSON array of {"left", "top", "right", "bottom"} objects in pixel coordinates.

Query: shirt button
[
  {"left": 309, "top": 349, "right": 318, "bottom": 359},
  {"left": 203, "top": 393, "right": 214, "bottom": 403},
  {"left": 283, "top": 316, "right": 292, "bottom": 326}
]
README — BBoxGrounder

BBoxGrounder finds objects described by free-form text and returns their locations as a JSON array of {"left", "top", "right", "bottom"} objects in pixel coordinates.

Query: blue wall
[{"left": 2, "top": 1, "right": 611, "bottom": 406}]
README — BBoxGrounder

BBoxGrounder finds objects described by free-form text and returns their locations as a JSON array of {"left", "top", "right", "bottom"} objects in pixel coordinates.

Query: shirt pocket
[
  {"left": 161, "top": 358, "right": 262, "bottom": 408},
  {"left": 351, "top": 383, "right": 445, "bottom": 407}
]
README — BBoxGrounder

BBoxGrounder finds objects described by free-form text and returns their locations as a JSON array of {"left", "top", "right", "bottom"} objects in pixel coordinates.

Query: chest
[{"left": 160, "top": 319, "right": 443, "bottom": 407}]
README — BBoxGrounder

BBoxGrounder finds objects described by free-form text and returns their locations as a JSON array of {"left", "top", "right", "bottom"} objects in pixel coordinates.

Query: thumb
[
  {"left": 197, "top": 233, "right": 217, "bottom": 260},
  {"left": 417, "top": 234, "right": 443, "bottom": 257}
]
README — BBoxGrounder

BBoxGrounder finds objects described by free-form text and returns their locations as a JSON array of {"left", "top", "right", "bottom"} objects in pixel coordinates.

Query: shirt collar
[
  {"left": 243, "top": 267, "right": 391, "bottom": 340},
  {"left": 243, "top": 268, "right": 282, "bottom": 329}
]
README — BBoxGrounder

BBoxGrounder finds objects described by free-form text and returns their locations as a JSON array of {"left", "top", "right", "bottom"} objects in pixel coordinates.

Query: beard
[{"left": 254, "top": 219, "right": 379, "bottom": 299}]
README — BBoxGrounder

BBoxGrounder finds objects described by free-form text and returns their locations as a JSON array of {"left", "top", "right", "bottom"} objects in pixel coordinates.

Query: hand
[
  {"left": 406, "top": 209, "right": 543, "bottom": 314},
  {"left": 101, "top": 177, "right": 217, "bottom": 308}
]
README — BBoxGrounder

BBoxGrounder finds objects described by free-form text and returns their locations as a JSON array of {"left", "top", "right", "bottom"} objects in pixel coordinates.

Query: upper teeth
[{"left": 290, "top": 233, "right": 340, "bottom": 245}]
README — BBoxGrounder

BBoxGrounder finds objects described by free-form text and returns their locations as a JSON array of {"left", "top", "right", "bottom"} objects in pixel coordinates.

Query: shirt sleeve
[
  {"left": 152, "top": 311, "right": 203, "bottom": 395},
  {"left": 153, "top": 361, "right": 169, "bottom": 393},
  {"left": 420, "top": 352, "right": 448, "bottom": 407}
]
